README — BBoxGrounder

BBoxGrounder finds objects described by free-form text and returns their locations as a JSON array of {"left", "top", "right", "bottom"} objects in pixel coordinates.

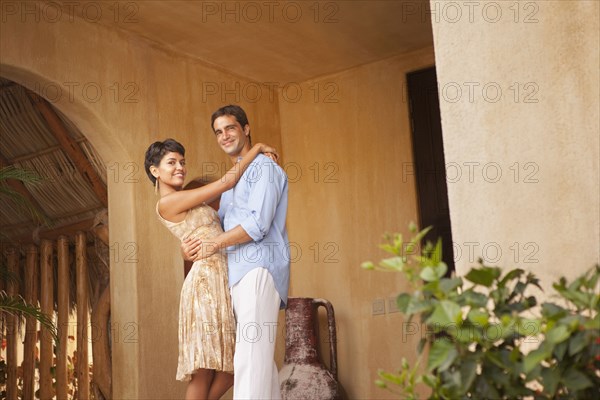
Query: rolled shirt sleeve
[{"left": 239, "top": 159, "right": 285, "bottom": 241}]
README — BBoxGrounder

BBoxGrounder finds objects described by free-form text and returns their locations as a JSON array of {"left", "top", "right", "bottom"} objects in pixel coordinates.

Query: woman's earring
[{"left": 154, "top": 178, "right": 159, "bottom": 195}]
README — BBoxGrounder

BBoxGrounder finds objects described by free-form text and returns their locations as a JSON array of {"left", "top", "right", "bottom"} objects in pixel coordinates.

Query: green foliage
[
  {"left": 363, "top": 226, "right": 600, "bottom": 399},
  {"left": 0, "top": 165, "right": 49, "bottom": 227},
  {"left": 1, "top": 166, "right": 59, "bottom": 343},
  {"left": 0, "top": 291, "right": 58, "bottom": 343}
]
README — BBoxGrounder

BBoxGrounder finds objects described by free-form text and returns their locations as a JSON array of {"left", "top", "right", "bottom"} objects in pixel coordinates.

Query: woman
[{"left": 144, "top": 139, "right": 278, "bottom": 399}]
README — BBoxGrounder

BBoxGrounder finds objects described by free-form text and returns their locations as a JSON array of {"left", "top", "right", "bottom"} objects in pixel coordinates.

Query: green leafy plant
[
  {"left": 362, "top": 225, "right": 600, "bottom": 399},
  {"left": 0, "top": 291, "right": 58, "bottom": 342},
  {"left": 1, "top": 165, "right": 57, "bottom": 341},
  {"left": 0, "top": 166, "right": 48, "bottom": 227}
]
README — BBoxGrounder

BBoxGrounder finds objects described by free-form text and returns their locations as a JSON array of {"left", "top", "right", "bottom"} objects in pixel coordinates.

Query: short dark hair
[
  {"left": 211, "top": 104, "right": 251, "bottom": 144},
  {"left": 144, "top": 139, "right": 185, "bottom": 185}
]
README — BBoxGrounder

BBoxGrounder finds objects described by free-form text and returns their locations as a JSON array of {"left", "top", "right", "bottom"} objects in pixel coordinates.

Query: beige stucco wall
[
  {"left": 1, "top": 12, "right": 281, "bottom": 399},
  {"left": 430, "top": 0, "right": 600, "bottom": 290},
  {"left": 278, "top": 47, "right": 435, "bottom": 399}
]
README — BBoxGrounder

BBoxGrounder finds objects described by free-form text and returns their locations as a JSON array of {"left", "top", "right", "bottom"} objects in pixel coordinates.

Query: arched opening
[{"left": 0, "top": 69, "right": 129, "bottom": 399}]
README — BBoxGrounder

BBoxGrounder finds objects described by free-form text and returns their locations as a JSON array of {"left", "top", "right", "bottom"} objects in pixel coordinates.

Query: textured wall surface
[
  {"left": 278, "top": 47, "right": 435, "bottom": 398},
  {"left": 430, "top": 0, "right": 600, "bottom": 290}
]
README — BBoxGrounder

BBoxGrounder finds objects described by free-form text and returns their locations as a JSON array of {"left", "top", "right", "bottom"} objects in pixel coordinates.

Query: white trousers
[{"left": 231, "top": 267, "right": 281, "bottom": 400}]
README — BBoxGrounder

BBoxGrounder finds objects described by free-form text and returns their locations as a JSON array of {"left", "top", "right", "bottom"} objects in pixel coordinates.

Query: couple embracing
[{"left": 144, "top": 105, "right": 289, "bottom": 400}]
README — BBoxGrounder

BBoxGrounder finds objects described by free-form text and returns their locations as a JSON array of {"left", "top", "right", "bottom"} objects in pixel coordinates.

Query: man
[{"left": 183, "top": 104, "right": 289, "bottom": 399}]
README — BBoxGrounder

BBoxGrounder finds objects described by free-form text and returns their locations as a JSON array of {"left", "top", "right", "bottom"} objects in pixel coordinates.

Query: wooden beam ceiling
[{"left": 26, "top": 91, "right": 108, "bottom": 207}]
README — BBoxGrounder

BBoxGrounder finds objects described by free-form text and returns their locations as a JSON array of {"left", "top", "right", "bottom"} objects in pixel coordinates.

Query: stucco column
[{"left": 430, "top": 0, "right": 599, "bottom": 291}]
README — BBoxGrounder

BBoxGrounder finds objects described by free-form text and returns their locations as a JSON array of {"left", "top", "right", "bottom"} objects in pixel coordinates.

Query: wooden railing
[{"left": 3, "top": 231, "right": 110, "bottom": 400}]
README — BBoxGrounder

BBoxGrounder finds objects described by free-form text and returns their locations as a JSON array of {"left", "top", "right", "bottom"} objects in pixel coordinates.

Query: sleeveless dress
[{"left": 156, "top": 203, "right": 236, "bottom": 381}]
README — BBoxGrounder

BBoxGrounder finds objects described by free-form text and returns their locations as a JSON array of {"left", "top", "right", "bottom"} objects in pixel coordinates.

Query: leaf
[
  {"left": 378, "top": 370, "right": 403, "bottom": 385},
  {"left": 473, "top": 375, "right": 500, "bottom": 399},
  {"left": 490, "top": 286, "right": 510, "bottom": 305},
  {"left": 567, "top": 276, "right": 585, "bottom": 292},
  {"left": 428, "top": 339, "right": 458, "bottom": 372},
  {"left": 426, "top": 300, "right": 462, "bottom": 328},
  {"left": 588, "top": 265, "right": 600, "bottom": 290},
  {"left": 458, "top": 290, "right": 488, "bottom": 308},
  {"left": 509, "top": 346, "right": 521, "bottom": 363},
  {"left": 380, "top": 256, "right": 404, "bottom": 271},
  {"left": 0, "top": 186, "right": 49, "bottom": 226},
  {"left": 540, "top": 367, "right": 560, "bottom": 397},
  {"left": 568, "top": 331, "right": 588, "bottom": 356},
  {"left": 420, "top": 263, "right": 447, "bottom": 282},
  {"left": 561, "top": 313, "right": 584, "bottom": 330},
  {"left": 374, "top": 380, "right": 387, "bottom": 388},
  {"left": 513, "top": 281, "right": 528, "bottom": 297},
  {"left": 360, "top": 261, "right": 375, "bottom": 270},
  {"left": 553, "top": 340, "right": 568, "bottom": 361},
  {"left": 412, "top": 225, "right": 433, "bottom": 245},
  {"left": 562, "top": 368, "right": 593, "bottom": 391},
  {"left": 0, "top": 291, "right": 58, "bottom": 343},
  {"left": 435, "top": 262, "right": 448, "bottom": 279},
  {"left": 467, "top": 309, "right": 489, "bottom": 327},
  {"left": 422, "top": 373, "right": 437, "bottom": 388},
  {"left": 541, "top": 302, "right": 567, "bottom": 319},
  {"left": 417, "top": 338, "right": 426, "bottom": 354},
  {"left": 496, "top": 322, "right": 517, "bottom": 340},
  {"left": 0, "top": 166, "right": 43, "bottom": 183},
  {"left": 516, "top": 318, "right": 541, "bottom": 338},
  {"left": 431, "top": 238, "right": 443, "bottom": 266},
  {"left": 498, "top": 268, "right": 524, "bottom": 287},
  {"left": 392, "top": 233, "right": 403, "bottom": 250},
  {"left": 465, "top": 267, "right": 499, "bottom": 287},
  {"left": 459, "top": 358, "right": 478, "bottom": 392},
  {"left": 452, "top": 325, "right": 481, "bottom": 343},
  {"left": 406, "top": 298, "right": 433, "bottom": 315},
  {"left": 545, "top": 325, "right": 570, "bottom": 344},
  {"left": 0, "top": 166, "right": 50, "bottom": 226},
  {"left": 421, "top": 280, "right": 439, "bottom": 294},
  {"left": 484, "top": 351, "right": 505, "bottom": 369},
  {"left": 401, "top": 357, "right": 409, "bottom": 370},
  {"left": 438, "top": 277, "right": 463, "bottom": 294},
  {"left": 523, "top": 344, "right": 552, "bottom": 374},
  {"left": 420, "top": 266, "right": 439, "bottom": 282},
  {"left": 524, "top": 296, "right": 537, "bottom": 309},
  {"left": 526, "top": 273, "right": 543, "bottom": 291},
  {"left": 0, "top": 265, "right": 21, "bottom": 286},
  {"left": 439, "top": 369, "right": 462, "bottom": 398},
  {"left": 408, "top": 222, "right": 417, "bottom": 233},
  {"left": 396, "top": 293, "right": 411, "bottom": 313},
  {"left": 555, "top": 286, "right": 593, "bottom": 308},
  {"left": 379, "top": 244, "right": 396, "bottom": 254},
  {"left": 584, "top": 313, "right": 600, "bottom": 329}
]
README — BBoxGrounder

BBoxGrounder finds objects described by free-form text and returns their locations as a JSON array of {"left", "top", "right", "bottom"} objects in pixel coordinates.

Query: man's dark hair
[
  {"left": 143, "top": 138, "right": 185, "bottom": 185},
  {"left": 211, "top": 104, "right": 251, "bottom": 144}
]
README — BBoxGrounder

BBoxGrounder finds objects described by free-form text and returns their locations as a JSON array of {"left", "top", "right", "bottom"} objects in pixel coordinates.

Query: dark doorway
[{"left": 406, "top": 66, "right": 455, "bottom": 274}]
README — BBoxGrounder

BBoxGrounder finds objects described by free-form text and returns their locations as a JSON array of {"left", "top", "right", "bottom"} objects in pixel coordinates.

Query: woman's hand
[{"left": 255, "top": 143, "right": 279, "bottom": 162}]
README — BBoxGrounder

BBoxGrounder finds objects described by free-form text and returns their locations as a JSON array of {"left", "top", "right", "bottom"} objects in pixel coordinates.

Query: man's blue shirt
[{"left": 219, "top": 154, "right": 290, "bottom": 308}]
